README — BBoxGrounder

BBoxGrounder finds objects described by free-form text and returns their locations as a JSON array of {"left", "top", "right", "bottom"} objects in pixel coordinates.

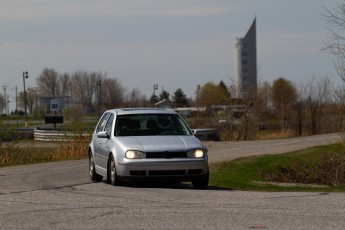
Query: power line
[{"left": 1, "top": 75, "right": 21, "bottom": 86}]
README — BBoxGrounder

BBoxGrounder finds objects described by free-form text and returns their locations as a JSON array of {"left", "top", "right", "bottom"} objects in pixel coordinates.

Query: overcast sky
[{"left": 0, "top": 0, "right": 341, "bottom": 111}]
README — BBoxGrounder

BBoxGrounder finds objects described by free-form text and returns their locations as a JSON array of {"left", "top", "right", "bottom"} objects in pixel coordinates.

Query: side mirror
[
  {"left": 97, "top": 131, "right": 109, "bottom": 139},
  {"left": 192, "top": 129, "right": 200, "bottom": 136}
]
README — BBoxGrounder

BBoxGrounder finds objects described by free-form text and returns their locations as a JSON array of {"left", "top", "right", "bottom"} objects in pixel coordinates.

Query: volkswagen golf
[{"left": 88, "top": 108, "right": 209, "bottom": 189}]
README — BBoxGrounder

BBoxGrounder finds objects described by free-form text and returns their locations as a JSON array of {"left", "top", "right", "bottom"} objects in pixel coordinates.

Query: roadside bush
[
  {"left": 261, "top": 160, "right": 318, "bottom": 184},
  {"left": 0, "top": 128, "right": 19, "bottom": 165},
  {"left": 261, "top": 143, "right": 345, "bottom": 186},
  {"left": 315, "top": 152, "right": 345, "bottom": 185},
  {"left": 0, "top": 141, "right": 19, "bottom": 165}
]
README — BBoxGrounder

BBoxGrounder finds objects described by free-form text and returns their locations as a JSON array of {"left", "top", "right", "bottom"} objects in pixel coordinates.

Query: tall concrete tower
[{"left": 235, "top": 18, "right": 257, "bottom": 98}]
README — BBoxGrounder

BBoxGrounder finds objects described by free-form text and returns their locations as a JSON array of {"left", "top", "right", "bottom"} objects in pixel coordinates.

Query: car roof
[{"left": 105, "top": 108, "right": 178, "bottom": 116}]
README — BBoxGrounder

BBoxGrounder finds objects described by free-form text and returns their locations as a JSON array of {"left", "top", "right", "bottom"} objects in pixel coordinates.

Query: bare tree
[
  {"left": 37, "top": 68, "right": 60, "bottom": 96},
  {"left": 17, "top": 87, "right": 34, "bottom": 113},
  {"left": 126, "top": 88, "right": 148, "bottom": 107},
  {"left": 255, "top": 81, "right": 272, "bottom": 122},
  {"left": 70, "top": 70, "right": 102, "bottom": 111},
  {"left": 70, "top": 71, "right": 88, "bottom": 108},
  {"left": 321, "top": 4, "right": 345, "bottom": 134},
  {"left": 88, "top": 72, "right": 103, "bottom": 110},
  {"left": 60, "top": 73, "right": 70, "bottom": 96},
  {"left": 323, "top": 2, "right": 345, "bottom": 82},
  {"left": 305, "top": 76, "right": 331, "bottom": 135},
  {"left": 0, "top": 93, "right": 4, "bottom": 114},
  {"left": 236, "top": 87, "right": 258, "bottom": 141},
  {"left": 272, "top": 77, "right": 297, "bottom": 131},
  {"left": 101, "top": 78, "right": 125, "bottom": 109},
  {"left": 292, "top": 82, "right": 308, "bottom": 136},
  {"left": 332, "top": 84, "right": 345, "bottom": 132}
]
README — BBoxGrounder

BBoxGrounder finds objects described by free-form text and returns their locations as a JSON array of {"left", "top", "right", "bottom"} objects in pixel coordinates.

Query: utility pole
[
  {"left": 23, "top": 71, "right": 29, "bottom": 127},
  {"left": 153, "top": 84, "right": 158, "bottom": 107},
  {"left": 16, "top": 86, "right": 18, "bottom": 127},
  {"left": 35, "top": 87, "right": 38, "bottom": 113},
  {"left": 2, "top": 85, "right": 7, "bottom": 115},
  {"left": 6, "top": 95, "right": 9, "bottom": 126},
  {"left": 15, "top": 86, "right": 17, "bottom": 112}
]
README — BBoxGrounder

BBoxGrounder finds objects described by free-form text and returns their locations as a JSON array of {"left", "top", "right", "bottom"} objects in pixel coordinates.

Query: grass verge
[
  {"left": 0, "top": 137, "right": 89, "bottom": 168},
  {"left": 209, "top": 143, "right": 345, "bottom": 192}
]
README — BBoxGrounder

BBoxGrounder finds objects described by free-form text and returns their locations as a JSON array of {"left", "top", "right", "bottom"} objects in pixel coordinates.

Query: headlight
[
  {"left": 125, "top": 150, "right": 146, "bottom": 159},
  {"left": 187, "top": 149, "right": 204, "bottom": 158}
]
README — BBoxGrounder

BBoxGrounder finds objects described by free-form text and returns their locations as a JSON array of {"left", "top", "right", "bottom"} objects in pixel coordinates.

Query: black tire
[
  {"left": 89, "top": 153, "right": 103, "bottom": 182},
  {"left": 107, "top": 154, "right": 121, "bottom": 186},
  {"left": 192, "top": 170, "right": 209, "bottom": 189}
]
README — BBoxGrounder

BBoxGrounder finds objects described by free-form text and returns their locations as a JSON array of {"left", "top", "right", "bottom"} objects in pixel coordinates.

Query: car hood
[{"left": 116, "top": 136, "right": 203, "bottom": 152}]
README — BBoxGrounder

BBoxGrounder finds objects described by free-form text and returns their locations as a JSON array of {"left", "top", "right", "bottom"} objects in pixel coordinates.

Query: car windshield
[{"left": 115, "top": 114, "right": 193, "bottom": 136}]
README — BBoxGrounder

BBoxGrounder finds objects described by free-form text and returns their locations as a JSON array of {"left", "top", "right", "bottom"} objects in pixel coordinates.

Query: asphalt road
[
  {"left": 0, "top": 133, "right": 344, "bottom": 229},
  {"left": 204, "top": 132, "right": 342, "bottom": 163}
]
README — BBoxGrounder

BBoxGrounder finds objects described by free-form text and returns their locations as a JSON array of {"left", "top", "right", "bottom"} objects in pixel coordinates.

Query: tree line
[
  {"left": 0, "top": 67, "right": 192, "bottom": 115},
  {"left": 0, "top": 67, "right": 344, "bottom": 140},
  {"left": 190, "top": 76, "right": 343, "bottom": 140}
]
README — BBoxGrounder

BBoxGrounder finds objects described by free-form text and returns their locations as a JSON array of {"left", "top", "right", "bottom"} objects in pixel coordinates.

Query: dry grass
[
  {"left": 0, "top": 131, "right": 90, "bottom": 166},
  {"left": 0, "top": 141, "right": 55, "bottom": 166},
  {"left": 52, "top": 135, "right": 90, "bottom": 161},
  {"left": 257, "top": 130, "right": 294, "bottom": 140}
]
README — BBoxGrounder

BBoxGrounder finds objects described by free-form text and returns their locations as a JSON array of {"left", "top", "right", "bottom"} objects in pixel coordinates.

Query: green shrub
[{"left": 261, "top": 144, "right": 345, "bottom": 186}]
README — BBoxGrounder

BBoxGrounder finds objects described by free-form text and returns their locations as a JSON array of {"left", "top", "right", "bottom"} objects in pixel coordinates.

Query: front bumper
[{"left": 116, "top": 158, "right": 208, "bottom": 180}]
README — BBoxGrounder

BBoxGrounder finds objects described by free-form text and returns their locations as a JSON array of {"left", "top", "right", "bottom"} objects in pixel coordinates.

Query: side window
[
  {"left": 96, "top": 113, "right": 110, "bottom": 133},
  {"left": 104, "top": 114, "right": 114, "bottom": 135}
]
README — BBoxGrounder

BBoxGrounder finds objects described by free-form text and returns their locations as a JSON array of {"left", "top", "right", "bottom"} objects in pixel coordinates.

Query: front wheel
[
  {"left": 107, "top": 154, "right": 121, "bottom": 186},
  {"left": 89, "top": 153, "right": 103, "bottom": 182},
  {"left": 192, "top": 170, "right": 209, "bottom": 189}
]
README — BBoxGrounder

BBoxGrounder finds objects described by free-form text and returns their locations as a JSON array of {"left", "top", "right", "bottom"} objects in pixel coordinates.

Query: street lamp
[
  {"left": 97, "top": 79, "right": 101, "bottom": 118},
  {"left": 23, "top": 71, "right": 29, "bottom": 127}
]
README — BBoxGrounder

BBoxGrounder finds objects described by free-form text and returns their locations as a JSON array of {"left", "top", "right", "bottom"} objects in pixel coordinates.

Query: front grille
[
  {"left": 145, "top": 151, "right": 187, "bottom": 159},
  {"left": 149, "top": 170, "right": 186, "bottom": 176}
]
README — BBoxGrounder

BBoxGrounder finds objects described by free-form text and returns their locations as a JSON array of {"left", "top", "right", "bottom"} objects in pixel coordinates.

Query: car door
[
  {"left": 93, "top": 112, "right": 111, "bottom": 169},
  {"left": 98, "top": 113, "right": 114, "bottom": 169}
]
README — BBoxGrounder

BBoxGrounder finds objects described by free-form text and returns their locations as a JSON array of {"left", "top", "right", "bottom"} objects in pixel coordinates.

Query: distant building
[
  {"left": 235, "top": 18, "right": 257, "bottom": 98},
  {"left": 40, "top": 96, "right": 71, "bottom": 114}
]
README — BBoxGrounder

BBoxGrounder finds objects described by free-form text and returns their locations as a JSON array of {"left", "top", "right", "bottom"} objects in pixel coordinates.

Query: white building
[{"left": 235, "top": 18, "right": 257, "bottom": 98}]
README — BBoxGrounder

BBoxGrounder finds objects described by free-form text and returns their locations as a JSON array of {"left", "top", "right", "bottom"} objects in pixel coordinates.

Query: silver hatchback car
[{"left": 88, "top": 108, "right": 209, "bottom": 189}]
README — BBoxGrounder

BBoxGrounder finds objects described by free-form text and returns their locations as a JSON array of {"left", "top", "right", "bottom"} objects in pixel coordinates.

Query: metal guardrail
[
  {"left": 0, "top": 128, "right": 34, "bottom": 141},
  {"left": 34, "top": 129, "right": 90, "bottom": 142}
]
